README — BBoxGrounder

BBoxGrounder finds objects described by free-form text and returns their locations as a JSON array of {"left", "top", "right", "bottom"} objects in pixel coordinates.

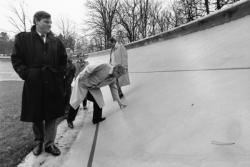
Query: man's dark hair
[
  {"left": 108, "top": 37, "right": 116, "bottom": 43},
  {"left": 33, "top": 11, "right": 51, "bottom": 24}
]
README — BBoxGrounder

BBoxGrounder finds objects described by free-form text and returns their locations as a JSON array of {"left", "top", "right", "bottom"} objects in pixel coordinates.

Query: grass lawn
[{"left": 0, "top": 81, "right": 35, "bottom": 167}]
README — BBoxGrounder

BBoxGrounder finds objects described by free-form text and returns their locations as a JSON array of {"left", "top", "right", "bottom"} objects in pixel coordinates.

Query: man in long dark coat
[{"left": 11, "top": 11, "right": 67, "bottom": 156}]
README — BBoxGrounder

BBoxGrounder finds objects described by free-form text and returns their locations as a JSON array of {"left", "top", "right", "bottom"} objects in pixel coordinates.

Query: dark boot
[
  {"left": 45, "top": 144, "right": 61, "bottom": 156},
  {"left": 67, "top": 120, "right": 74, "bottom": 129},
  {"left": 32, "top": 142, "right": 43, "bottom": 156},
  {"left": 92, "top": 117, "right": 106, "bottom": 124}
]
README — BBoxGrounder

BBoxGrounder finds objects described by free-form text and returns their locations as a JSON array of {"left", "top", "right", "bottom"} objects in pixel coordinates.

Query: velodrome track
[
  {"left": 1, "top": 1, "right": 248, "bottom": 166},
  {"left": 62, "top": 9, "right": 250, "bottom": 167}
]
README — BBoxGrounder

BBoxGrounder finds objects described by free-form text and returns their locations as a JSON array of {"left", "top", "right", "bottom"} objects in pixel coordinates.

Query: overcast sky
[
  {"left": 0, "top": 0, "right": 170, "bottom": 37},
  {"left": 0, "top": 0, "right": 88, "bottom": 36}
]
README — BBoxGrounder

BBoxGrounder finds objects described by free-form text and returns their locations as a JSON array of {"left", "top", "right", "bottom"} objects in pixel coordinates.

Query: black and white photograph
[{"left": 1, "top": 0, "right": 250, "bottom": 166}]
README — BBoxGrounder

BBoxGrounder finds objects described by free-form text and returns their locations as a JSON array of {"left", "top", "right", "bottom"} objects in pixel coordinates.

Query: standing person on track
[{"left": 109, "top": 32, "right": 130, "bottom": 98}]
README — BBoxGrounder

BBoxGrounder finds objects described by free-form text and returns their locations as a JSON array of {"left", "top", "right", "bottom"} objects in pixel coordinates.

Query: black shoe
[
  {"left": 67, "top": 120, "right": 74, "bottom": 129},
  {"left": 45, "top": 145, "right": 61, "bottom": 156},
  {"left": 92, "top": 117, "right": 106, "bottom": 124},
  {"left": 32, "top": 142, "right": 43, "bottom": 156}
]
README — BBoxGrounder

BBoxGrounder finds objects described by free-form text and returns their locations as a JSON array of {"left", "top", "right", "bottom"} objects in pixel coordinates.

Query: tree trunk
[
  {"left": 205, "top": 0, "right": 210, "bottom": 14},
  {"left": 216, "top": 0, "right": 222, "bottom": 10}
]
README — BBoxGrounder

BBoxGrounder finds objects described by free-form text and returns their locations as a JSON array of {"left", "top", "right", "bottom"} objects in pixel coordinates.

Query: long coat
[
  {"left": 70, "top": 63, "right": 119, "bottom": 109},
  {"left": 11, "top": 26, "right": 67, "bottom": 122},
  {"left": 110, "top": 42, "right": 130, "bottom": 87}
]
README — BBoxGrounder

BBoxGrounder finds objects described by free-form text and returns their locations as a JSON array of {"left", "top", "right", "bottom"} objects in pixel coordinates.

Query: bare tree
[
  {"left": 0, "top": 32, "right": 9, "bottom": 41},
  {"left": 8, "top": 1, "right": 31, "bottom": 33},
  {"left": 169, "top": 0, "right": 186, "bottom": 27},
  {"left": 57, "top": 17, "right": 77, "bottom": 38},
  {"left": 82, "top": 0, "right": 242, "bottom": 50},
  {"left": 181, "top": 0, "right": 205, "bottom": 22},
  {"left": 169, "top": 0, "right": 206, "bottom": 26},
  {"left": 216, "top": 0, "right": 223, "bottom": 9},
  {"left": 214, "top": 0, "right": 240, "bottom": 10},
  {"left": 116, "top": 0, "right": 173, "bottom": 40},
  {"left": 0, "top": 32, "right": 14, "bottom": 55},
  {"left": 204, "top": 0, "right": 210, "bottom": 14},
  {"left": 56, "top": 17, "right": 77, "bottom": 50},
  {"left": 148, "top": 1, "right": 164, "bottom": 36},
  {"left": 85, "top": 32, "right": 105, "bottom": 52},
  {"left": 91, "top": 29, "right": 105, "bottom": 51},
  {"left": 138, "top": 0, "right": 150, "bottom": 38},
  {"left": 74, "top": 35, "right": 90, "bottom": 53},
  {"left": 86, "top": 0, "right": 119, "bottom": 49},
  {"left": 157, "top": 9, "right": 173, "bottom": 33},
  {"left": 116, "top": 0, "right": 140, "bottom": 42}
]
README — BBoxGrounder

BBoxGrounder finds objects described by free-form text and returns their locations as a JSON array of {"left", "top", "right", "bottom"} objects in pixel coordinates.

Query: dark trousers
[
  {"left": 65, "top": 87, "right": 72, "bottom": 114},
  {"left": 82, "top": 98, "right": 87, "bottom": 107},
  {"left": 32, "top": 119, "right": 57, "bottom": 147},
  {"left": 116, "top": 78, "right": 123, "bottom": 96},
  {"left": 67, "top": 92, "right": 102, "bottom": 122},
  {"left": 67, "top": 98, "right": 87, "bottom": 122}
]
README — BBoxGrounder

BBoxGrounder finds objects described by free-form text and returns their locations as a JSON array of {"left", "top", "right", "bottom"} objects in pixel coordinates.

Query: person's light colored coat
[
  {"left": 70, "top": 63, "right": 119, "bottom": 109},
  {"left": 110, "top": 42, "right": 130, "bottom": 86}
]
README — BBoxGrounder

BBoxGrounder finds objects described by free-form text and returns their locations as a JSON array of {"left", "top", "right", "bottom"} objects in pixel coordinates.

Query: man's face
[
  {"left": 112, "top": 70, "right": 120, "bottom": 78},
  {"left": 113, "top": 67, "right": 125, "bottom": 78},
  {"left": 116, "top": 32, "right": 122, "bottom": 42},
  {"left": 36, "top": 18, "right": 52, "bottom": 34}
]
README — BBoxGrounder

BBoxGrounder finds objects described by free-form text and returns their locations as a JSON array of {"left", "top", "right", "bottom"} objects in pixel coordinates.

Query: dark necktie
[{"left": 41, "top": 34, "right": 45, "bottom": 43}]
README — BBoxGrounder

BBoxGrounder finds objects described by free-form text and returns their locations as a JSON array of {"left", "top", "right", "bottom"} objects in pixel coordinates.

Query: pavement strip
[{"left": 17, "top": 105, "right": 93, "bottom": 167}]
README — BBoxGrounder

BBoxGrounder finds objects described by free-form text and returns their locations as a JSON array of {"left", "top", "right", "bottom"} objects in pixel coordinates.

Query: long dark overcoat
[{"left": 11, "top": 26, "right": 67, "bottom": 122}]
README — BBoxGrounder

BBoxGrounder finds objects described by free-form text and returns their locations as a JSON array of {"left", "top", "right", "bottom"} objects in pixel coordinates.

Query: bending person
[{"left": 70, "top": 63, "right": 127, "bottom": 124}]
